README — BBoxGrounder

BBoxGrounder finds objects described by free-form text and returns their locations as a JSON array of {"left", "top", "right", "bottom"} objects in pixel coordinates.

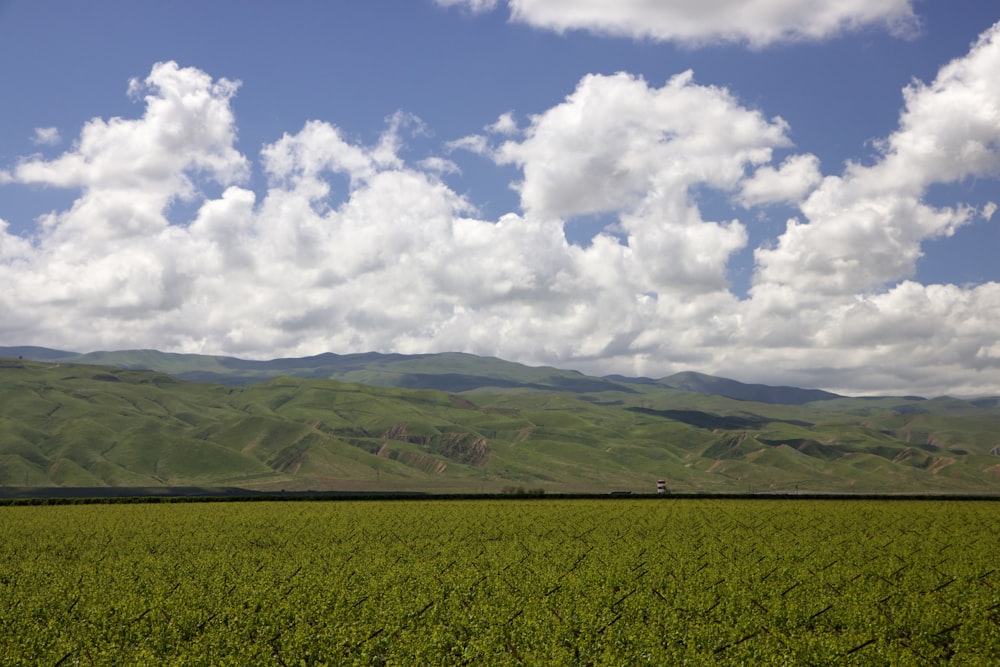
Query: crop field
[{"left": 0, "top": 499, "right": 997, "bottom": 665}]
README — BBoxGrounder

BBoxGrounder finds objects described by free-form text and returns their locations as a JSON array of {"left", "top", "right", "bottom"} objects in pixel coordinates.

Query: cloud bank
[
  {"left": 436, "top": 0, "right": 919, "bottom": 47},
  {"left": 3, "top": 23, "right": 1000, "bottom": 396}
]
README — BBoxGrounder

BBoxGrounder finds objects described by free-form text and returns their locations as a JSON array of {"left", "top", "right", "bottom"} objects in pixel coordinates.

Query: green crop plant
[{"left": 0, "top": 499, "right": 997, "bottom": 665}]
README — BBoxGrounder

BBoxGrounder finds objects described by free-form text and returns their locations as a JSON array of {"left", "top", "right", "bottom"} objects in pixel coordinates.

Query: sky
[{"left": 1, "top": 0, "right": 999, "bottom": 397}]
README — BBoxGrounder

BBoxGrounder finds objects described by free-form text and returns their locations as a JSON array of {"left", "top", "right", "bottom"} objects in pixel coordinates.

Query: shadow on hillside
[{"left": 626, "top": 407, "right": 812, "bottom": 430}]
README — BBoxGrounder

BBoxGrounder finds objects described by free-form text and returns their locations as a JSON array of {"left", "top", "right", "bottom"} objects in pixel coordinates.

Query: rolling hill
[
  {"left": 2, "top": 348, "right": 1000, "bottom": 496},
  {"left": 3, "top": 346, "right": 845, "bottom": 402}
]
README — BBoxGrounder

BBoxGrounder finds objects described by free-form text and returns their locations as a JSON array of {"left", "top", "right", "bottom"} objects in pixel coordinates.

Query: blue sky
[{"left": 1, "top": 0, "right": 999, "bottom": 396}]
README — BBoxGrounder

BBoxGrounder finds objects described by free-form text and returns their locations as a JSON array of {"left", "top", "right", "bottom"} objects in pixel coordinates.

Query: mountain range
[
  {"left": 2, "top": 346, "right": 999, "bottom": 496},
  {"left": 1, "top": 346, "right": 844, "bottom": 403}
]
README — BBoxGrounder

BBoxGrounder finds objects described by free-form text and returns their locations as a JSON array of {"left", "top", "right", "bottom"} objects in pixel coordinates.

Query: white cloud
[
  {"left": 418, "top": 156, "right": 462, "bottom": 175},
  {"left": 32, "top": 127, "right": 61, "bottom": 146},
  {"left": 754, "top": 21, "right": 1000, "bottom": 296},
  {"left": 490, "top": 70, "right": 789, "bottom": 293},
  {"left": 434, "top": 0, "right": 500, "bottom": 14},
  {"left": 738, "top": 153, "right": 822, "bottom": 206},
  {"left": 3, "top": 26, "right": 1000, "bottom": 398},
  {"left": 446, "top": 134, "right": 492, "bottom": 156},
  {"left": 5, "top": 65, "right": 784, "bottom": 365},
  {"left": 0, "top": 218, "right": 32, "bottom": 262},
  {"left": 262, "top": 120, "right": 377, "bottom": 194},
  {"left": 754, "top": 189, "right": 970, "bottom": 295},
  {"left": 10, "top": 61, "right": 247, "bottom": 249},
  {"left": 496, "top": 71, "right": 789, "bottom": 220},
  {"left": 444, "top": 0, "right": 918, "bottom": 47},
  {"left": 486, "top": 112, "right": 519, "bottom": 135},
  {"left": 881, "top": 24, "right": 1000, "bottom": 188}
]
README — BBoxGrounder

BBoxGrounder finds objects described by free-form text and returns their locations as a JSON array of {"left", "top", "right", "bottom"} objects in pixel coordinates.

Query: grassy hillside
[{"left": 2, "top": 356, "right": 1000, "bottom": 494}]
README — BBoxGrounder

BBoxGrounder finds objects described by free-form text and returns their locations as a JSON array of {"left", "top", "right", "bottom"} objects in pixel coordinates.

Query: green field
[{"left": 1, "top": 499, "right": 997, "bottom": 665}]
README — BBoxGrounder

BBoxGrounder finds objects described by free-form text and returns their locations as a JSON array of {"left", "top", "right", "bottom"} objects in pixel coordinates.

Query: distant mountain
[
  {"left": 0, "top": 345, "right": 77, "bottom": 360},
  {"left": 659, "top": 371, "right": 843, "bottom": 405},
  {"left": 3, "top": 347, "right": 640, "bottom": 395},
  {"left": 3, "top": 346, "right": 843, "bottom": 404},
  {"left": 2, "top": 355, "right": 1000, "bottom": 496}
]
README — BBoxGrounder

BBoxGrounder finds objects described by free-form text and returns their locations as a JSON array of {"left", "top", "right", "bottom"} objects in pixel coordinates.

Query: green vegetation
[
  {"left": 2, "top": 356, "right": 1000, "bottom": 493},
  {"left": 0, "top": 499, "right": 997, "bottom": 665}
]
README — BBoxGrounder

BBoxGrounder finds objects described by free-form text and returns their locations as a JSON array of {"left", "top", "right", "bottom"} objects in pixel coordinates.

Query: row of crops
[{"left": 0, "top": 498, "right": 997, "bottom": 665}]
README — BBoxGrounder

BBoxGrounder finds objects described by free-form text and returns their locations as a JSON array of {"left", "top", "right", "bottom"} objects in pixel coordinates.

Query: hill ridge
[{"left": 4, "top": 345, "right": 843, "bottom": 405}]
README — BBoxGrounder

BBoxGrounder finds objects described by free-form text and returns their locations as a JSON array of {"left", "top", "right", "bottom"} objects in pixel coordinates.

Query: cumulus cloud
[
  {"left": 481, "top": 71, "right": 791, "bottom": 296},
  {"left": 441, "top": 0, "right": 918, "bottom": 47},
  {"left": 3, "top": 24, "right": 1000, "bottom": 397},
  {"left": 754, "top": 21, "right": 1000, "bottom": 296},
  {"left": 738, "top": 153, "right": 822, "bottom": 206},
  {"left": 496, "top": 71, "right": 789, "bottom": 219},
  {"left": 17, "top": 62, "right": 246, "bottom": 193},
  {"left": 10, "top": 61, "right": 247, "bottom": 252}
]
